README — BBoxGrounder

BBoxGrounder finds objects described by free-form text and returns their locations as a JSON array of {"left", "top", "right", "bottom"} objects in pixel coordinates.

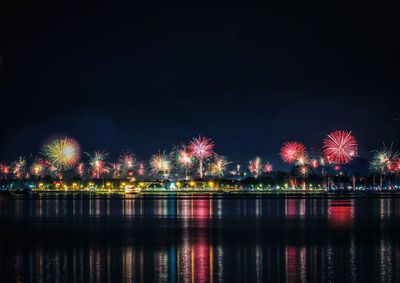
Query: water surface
[{"left": 1, "top": 194, "right": 400, "bottom": 282}]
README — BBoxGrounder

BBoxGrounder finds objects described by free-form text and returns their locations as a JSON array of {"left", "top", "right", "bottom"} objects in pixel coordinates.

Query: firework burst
[
  {"left": 248, "top": 157, "right": 263, "bottom": 178},
  {"left": 150, "top": 152, "right": 171, "bottom": 179},
  {"left": 30, "top": 158, "right": 47, "bottom": 178},
  {"left": 177, "top": 147, "right": 193, "bottom": 179},
  {"left": 43, "top": 137, "right": 81, "bottom": 171},
  {"left": 12, "top": 157, "right": 26, "bottom": 179},
  {"left": 188, "top": 135, "right": 215, "bottom": 178},
  {"left": 298, "top": 165, "right": 309, "bottom": 177},
  {"left": 210, "top": 155, "right": 230, "bottom": 177},
  {"left": 87, "top": 151, "right": 109, "bottom": 179},
  {"left": 263, "top": 162, "right": 273, "bottom": 173},
  {"left": 119, "top": 153, "right": 135, "bottom": 170},
  {"left": 109, "top": 162, "right": 122, "bottom": 177},
  {"left": 323, "top": 131, "right": 358, "bottom": 165},
  {"left": 280, "top": 142, "right": 306, "bottom": 164},
  {"left": 0, "top": 163, "right": 10, "bottom": 180},
  {"left": 311, "top": 159, "right": 319, "bottom": 169},
  {"left": 76, "top": 162, "right": 85, "bottom": 177},
  {"left": 370, "top": 143, "right": 399, "bottom": 174},
  {"left": 137, "top": 161, "right": 145, "bottom": 176},
  {"left": 177, "top": 148, "right": 193, "bottom": 168}
]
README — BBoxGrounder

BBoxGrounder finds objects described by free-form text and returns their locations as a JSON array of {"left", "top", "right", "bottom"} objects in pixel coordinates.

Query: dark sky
[{"left": 1, "top": 1, "right": 399, "bottom": 172}]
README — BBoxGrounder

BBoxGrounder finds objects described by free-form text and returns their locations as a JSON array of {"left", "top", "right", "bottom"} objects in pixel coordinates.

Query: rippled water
[{"left": 1, "top": 194, "right": 400, "bottom": 282}]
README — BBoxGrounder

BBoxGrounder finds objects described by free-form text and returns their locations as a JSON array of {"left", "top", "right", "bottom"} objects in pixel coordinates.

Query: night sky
[{"left": 1, "top": 2, "right": 399, "bottom": 172}]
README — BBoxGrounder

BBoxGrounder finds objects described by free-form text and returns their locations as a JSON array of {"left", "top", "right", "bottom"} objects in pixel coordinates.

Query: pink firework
[
  {"left": 188, "top": 136, "right": 215, "bottom": 159},
  {"left": 299, "top": 165, "right": 309, "bottom": 177},
  {"left": 137, "top": 161, "right": 145, "bottom": 176},
  {"left": 323, "top": 131, "right": 358, "bottom": 165},
  {"left": 119, "top": 153, "right": 135, "bottom": 170},
  {"left": 76, "top": 162, "right": 85, "bottom": 177},
  {"left": 263, "top": 162, "right": 273, "bottom": 173},
  {"left": 88, "top": 151, "right": 109, "bottom": 179},
  {"left": 248, "top": 157, "right": 262, "bottom": 178},
  {"left": 188, "top": 135, "right": 215, "bottom": 178},
  {"left": 177, "top": 148, "right": 193, "bottom": 168},
  {"left": 280, "top": 142, "right": 306, "bottom": 164},
  {"left": 311, "top": 159, "right": 319, "bottom": 169}
]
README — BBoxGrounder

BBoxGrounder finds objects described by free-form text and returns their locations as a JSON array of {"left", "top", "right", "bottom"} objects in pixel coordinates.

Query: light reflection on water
[{"left": 1, "top": 194, "right": 400, "bottom": 282}]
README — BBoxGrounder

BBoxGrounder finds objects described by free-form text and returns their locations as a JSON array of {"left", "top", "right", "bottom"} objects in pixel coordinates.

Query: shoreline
[{"left": 2, "top": 189, "right": 400, "bottom": 198}]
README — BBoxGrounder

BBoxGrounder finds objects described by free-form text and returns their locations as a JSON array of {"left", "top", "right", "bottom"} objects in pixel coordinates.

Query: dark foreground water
[{"left": 1, "top": 194, "right": 400, "bottom": 282}]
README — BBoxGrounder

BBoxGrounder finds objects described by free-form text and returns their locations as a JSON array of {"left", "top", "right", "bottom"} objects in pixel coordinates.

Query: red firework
[
  {"left": 323, "top": 131, "right": 358, "bottom": 165},
  {"left": 280, "top": 142, "right": 306, "bottom": 164}
]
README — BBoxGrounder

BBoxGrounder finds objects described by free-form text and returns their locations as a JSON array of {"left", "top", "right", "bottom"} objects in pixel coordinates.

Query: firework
[
  {"left": 248, "top": 157, "right": 263, "bottom": 178},
  {"left": 87, "top": 151, "right": 109, "bottom": 179},
  {"left": 323, "top": 131, "right": 358, "bottom": 165},
  {"left": 0, "top": 163, "right": 10, "bottom": 180},
  {"left": 188, "top": 135, "right": 215, "bottom": 178},
  {"left": 76, "top": 162, "right": 85, "bottom": 177},
  {"left": 298, "top": 165, "right": 309, "bottom": 177},
  {"left": 137, "top": 161, "right": 145, "bottom": 176},
  {"left": 395, "top": 159, "right": 400, "bottom": 172},
  {"left": 177, "top": 147, "right": 193, "bottom": 179},
  {"left": 263, "top": 162, "right": 273, "bottom": 173},
  {"left": 370, "top": 143, "right": 399, "bottom": 174},
  {"left": 280, "top": 142, "right": 306, "bottom": 164},
  {"left": 12, "top": 157, "right": 26, "bottom": 179},
  {"left": 177, "top": 148, "right": 193, "bottom": 168},
  {"left": 30, "top": 158, "right": 47, "bottom": 178},
  {"left": 311, "top": 159, "right": 319, "bottom": 169},
  {"left": 229, "top": 164, "right": 241, "bottom": 176},
  {"left": 119, "top": 153, "right": 135, "bottom": 170},
  {"left": 150, "top": 152, "right": 171, "bottom": 179},
  {"left": 109, "top": 162, "right": 122, "bottom": 177},
  {"left": 43, "top": 137, "right": 81, "bottom": 171},
  {"left": 210, "top": 155, "right": 230, "bottom": 177}
]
